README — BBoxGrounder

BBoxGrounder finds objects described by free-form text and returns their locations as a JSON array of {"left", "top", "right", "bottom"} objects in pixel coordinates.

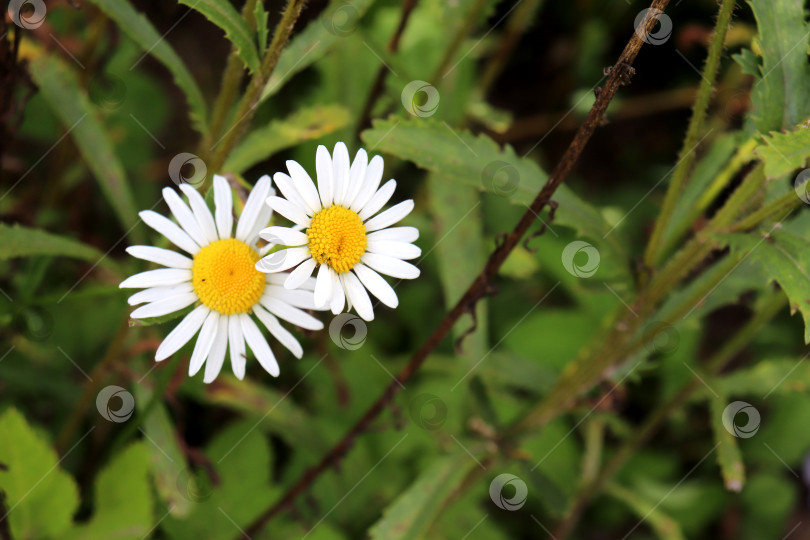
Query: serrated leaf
[
  {"left": 259, "top": 0, "right": 377, "bottom": 100},
  {"left": 0, "top": 408, "right": 80, "bottom": 540},
  {"left": 708, "top": 392, "right": 746, "bottom": 492},
  {"left": 755, "top": 125, "right": 810, "bottom": 179},
  {"left": 178, "top": 0, "right": 260, "bottom": 74},
  {"left": 747, "top": 0, "right": 810, "bottom": 132},
  {"left": 62, "top": 443, "right": 153, "bottom": 540},
  {"left": 369, "top": 453, "right": 478, "bottom": 540},
  {"left": 224, "top": 105, "right": 352, "bottom": 173},
  {"left": 361, "top": 117, "right": 631, "bottom": 284},
  {"left": 84, "top": 0, "right": 208, "bottom": 133},
  {"left": 254, "top": 0, "right": 269, "bottom": 51},
  {"left": 30, "top": 54, "right": 141, "bottom": 241},
  {"left": 725, "top": 231, "right": 810, "bottom": 342},
  {"left": 0, "top": 223, "right": 119, "bottom": 273}
]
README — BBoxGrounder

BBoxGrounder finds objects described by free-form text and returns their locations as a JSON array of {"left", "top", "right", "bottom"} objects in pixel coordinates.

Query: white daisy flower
[
  {"left": 120, "top": 175, "right": 324, "bottom": 383},
  {"left": 255, "top": 142, "right": 421, "bottom": 321}
]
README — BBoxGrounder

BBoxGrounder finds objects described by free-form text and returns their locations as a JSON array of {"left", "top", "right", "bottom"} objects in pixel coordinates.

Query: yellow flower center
[
  {"left": 306, "top": 205, "right": 367, "bottom": 274},
  {"left": 192, "top": 239, "right": 265, "bottom": 315}
]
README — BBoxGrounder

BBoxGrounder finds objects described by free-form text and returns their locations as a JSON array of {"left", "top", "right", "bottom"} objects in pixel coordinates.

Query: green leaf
[
  {"left": 369, "top": 453, "right": 478, "bottom": 540},
  {"left": 62, "top": 443, "right": 153, "bottom": 540},
  {"left": 725, "top": 230, "right": 810, "bottom": 342},
  {"left": 708, "top": 392, "right": 746, "bottom": 492},
  {"left": 606, "top": 482, "right": 686, "bottom": 540},
  {"left": 30, "top": 54, "right": 141, "bottom": 241},
  {"left": 178, "top": 0, "right": 260, "bottom": 74},
  {"left": 755, "top": 124, "right": 810, "bottom": 179},
  {"left": 224, "top": 105, "right": 352, "bottom": 173},
  {"left": 0, "top": 408, "right": 79, "bottom": 540},
  {"left": 747, "top": 0, "right": 810, "bottom": 132},
  {"left": 361, "top": 117, "right": 631, "bottom": 284},
  {"left": 713, "top": 358, "right": 810, "bottom": 398},
  {"left": 84, "top": 0, "right": 208, "bottom": 133},
  {"left": 259, "top": 0, "right": 377, "bottom": 101},
  {"left": 0, "top": 223, "right": 119, "bottom": 273},
  {"left": 254, "top": 0, "right": 269, "bottom": 51},
  {"left": 162, "top": 420, "right": 280, "bottom": 540}
]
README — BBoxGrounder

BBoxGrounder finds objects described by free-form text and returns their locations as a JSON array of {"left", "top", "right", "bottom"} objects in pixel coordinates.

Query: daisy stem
[
  {"left": 198, "top": 0, "right": 259, "bottom": 160},
  {"left": 643, "top": 0, "right": 738, "bottom": 269},
  {"left": 206, "top": 0, "right": 308, "bottom": 179}
]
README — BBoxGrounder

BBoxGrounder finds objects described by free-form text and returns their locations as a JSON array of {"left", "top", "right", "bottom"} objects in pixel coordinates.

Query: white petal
[
  {"left": 130, "top": 292, "right": 197, "bottom": 319},
  {"left": 189, "top": 310, "right": 219, "bottom": 376},
  {"left": 350, "top": 155, "right": 384, "bottom": 212},
  {"left": 240, "top": 313, "right": 279, "bottom": 377},
  {"left": 120, "top": 268, "right": 192, "bottom": 289},
  {"left": 254, "top": 305, "right": 303, "bottom": 358},
  {"left": 332, "top": 142, "right": 350, "bottom": 206},
  {"left": 284, "top": 257, "right": 317, "bottom": 289},
  {"left": 180, "top": 184, "right": 218, "bottom": 244},
  {"left": 353, "top": 263, "right": 398, "bottom": 308},
  {"left": 363, "top": 200, "right": 414, "bottom": 232},
  {"left": 140, "top": 210, "right": 200, "bottom": 255},
  {"left": 256, "top": 247, "right": 311, "bottom": 273},
  {"left": 163, "top": 187, "right": 209, "bottom": 247},
  {"left": 272, "top": 172, "right": 308, "bottom": 214},
  {"left": 213, "top": 175, "right": 234, "bottom": 240},
  {"left": 313, "top": 263, "right": 333, "bottom": 308},
  {"left": 266, "top": 285, "right": 319, "bottom": 310},
  {"left": 367, "top": 226, "right": 419, "bottom": 243},
  {"left": 343, "top": 148, "right": 368, "bottom": 208},
  {"left": 358, "top": 180, "right": 397, "bottom": 221},
  {"left": 236, "top": 175, "right": 273, "bottom": 242},
  {"left": 128, "top": 283, "right": 193, "bottom": 306},
  {"left": 330, "top": 270, "right": 345, "bottom": 314},
  {"left": 260, "top": 296, "right": 324, "bottom": 330},
  {"left": 316, "top": 145, "right": 333, "bottom": 208},
  {"left": 285, "top": 161, "right": 322, "bottom": 215},
  {"left": 361, "top": 253, "right": 421, "bottom": 279},
  {"left": 203, "top": 315, "right": 229, "bottom": 383},
  {"left": 155, "top": 305, "right": 208, "bottom": 361},
  {"left": 367, "top": 239, "right": 421, "bottom": 260},
  {"left": 126, "top": 246, "right": 192, "bottom": 269},
  {"left": 266, "top": 196, "right": 311, "bottom": 228},
  {"left": 260, "top": 226, "right": 308, "bottom": 247},
  {"left": 228, "top": 315, "right": 246, "bottom": 380},
  {"left": 341, "top": 271, "right": 374, "bottom": 321}
]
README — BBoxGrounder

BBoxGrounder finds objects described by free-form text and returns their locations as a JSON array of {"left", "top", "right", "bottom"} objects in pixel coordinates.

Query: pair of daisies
[{"left": 120, "top": 144, "right": 420, "bottom": 383}]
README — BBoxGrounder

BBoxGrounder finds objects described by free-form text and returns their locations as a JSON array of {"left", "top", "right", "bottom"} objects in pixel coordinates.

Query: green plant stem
[
  {"left": 199, "top": 0, "right": 259, "bottom": 160},
  {"left": 207, "top": 0, "right": 308, "bottom": 178},
  {"left": 430, "top": 0, "right": 489, "bottom": 82},
  {"left": 644, "top": 0, "right": 737, "bottom": 268},
  {"left": 728, "top": 189, "right": 803, "bottom": 232},
  {"left": 553, "top": 291, "right": 786, "bottom": 539}
]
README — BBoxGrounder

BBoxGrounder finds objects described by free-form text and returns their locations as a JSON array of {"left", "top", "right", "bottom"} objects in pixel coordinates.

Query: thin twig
[{"left": 240, "top": 1, "right": 672, "bottom": 536}]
